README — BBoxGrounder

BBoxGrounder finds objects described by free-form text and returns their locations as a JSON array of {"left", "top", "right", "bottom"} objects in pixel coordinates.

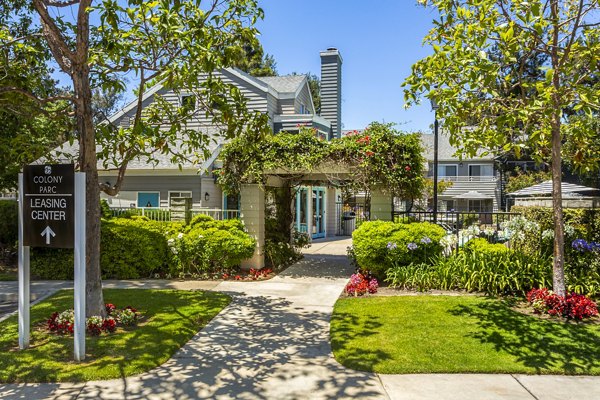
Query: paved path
[{"left": 1, "top": 238, "right": 600, "bottom": 399}]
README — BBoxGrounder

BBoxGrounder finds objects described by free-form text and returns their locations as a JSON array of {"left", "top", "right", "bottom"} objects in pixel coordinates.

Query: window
[
  {"left": 137, "top": 192, "right": 160, "bottom": 208},
  {"left": 469, "top": 165, "right": 494, "bottom": 177},
  {"left": 168, "top": 191, "right": 192, "bottom": 207},
  {"left": 438, "top": 165, "right": 458, "bottom": 177},
  {"left": 468, "top": 199, "right": 493, "bottom": 212},
  {"left": 299, "top": 104, "right": 306, "bottom": 114},
  {"left": 444, "top": 200, "right": 455, "bottom": 212},
  {"left": 181, "top": 95, "right": 196, "bottom": 111}
]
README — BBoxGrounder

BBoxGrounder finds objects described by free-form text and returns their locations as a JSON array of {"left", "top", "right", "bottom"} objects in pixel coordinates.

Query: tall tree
[
  {"left": 404, "top": 0, "right": 600, "bottom": 296},
  {"left": 0, "top": 1, "right": 72, "bottom": 191},
  {"left": 1, "top": 0, "right": 268, "bottom": 316}
]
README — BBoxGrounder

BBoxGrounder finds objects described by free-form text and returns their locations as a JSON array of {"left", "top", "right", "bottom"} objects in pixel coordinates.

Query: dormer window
[{"left": 299, "top": 104, "right": 306, "bottom": 114}]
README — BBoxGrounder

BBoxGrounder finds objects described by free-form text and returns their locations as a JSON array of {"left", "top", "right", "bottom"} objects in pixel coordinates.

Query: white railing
[
  {"left": 108, "top": 207, "right": 240, "bottom": 222},
  {"left": 428, "top": 176, "right": 498, "bottom": 182}
]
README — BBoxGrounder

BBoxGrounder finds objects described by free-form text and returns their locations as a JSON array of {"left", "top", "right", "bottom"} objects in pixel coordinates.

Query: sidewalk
[{"left": 1, "top": 238, "right": 599, "bottom": 399}]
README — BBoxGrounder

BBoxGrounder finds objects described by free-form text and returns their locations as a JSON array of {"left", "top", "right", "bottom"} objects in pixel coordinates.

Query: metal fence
[
  {"left": 393, "top": 210, "right": 522, "bottom": 251},
  {"left": 335, "top": 202, "right": 368, "bottom": 236},
  {"left": 108, "top": 207, "right": 240, "bottom": 222}
]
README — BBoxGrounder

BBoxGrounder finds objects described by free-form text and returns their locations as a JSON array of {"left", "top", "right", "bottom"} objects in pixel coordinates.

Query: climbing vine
[{"left": 217, "top": 122, "right": 426, "bottom": 200}]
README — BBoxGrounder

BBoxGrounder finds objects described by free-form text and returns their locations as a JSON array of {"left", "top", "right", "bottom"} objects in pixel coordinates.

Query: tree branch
[
  {"left": 0, "top": 86, "right": 74, "bottom": 104},
  {"left": 32, "top": 0, "right": 76, "bottom": 74},
  {"left": 43, "top": 0, "right": 80, "bottom": 7}
]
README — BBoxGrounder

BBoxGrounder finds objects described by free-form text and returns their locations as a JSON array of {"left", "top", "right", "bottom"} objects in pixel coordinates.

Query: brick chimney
[{"left": 320, "top": 48, "right": 342, "bottom": 139}]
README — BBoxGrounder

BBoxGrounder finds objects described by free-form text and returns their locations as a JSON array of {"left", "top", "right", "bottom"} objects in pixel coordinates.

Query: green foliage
[
  {"left": 219, "top": 122, "right": 426, "bottom": 201},
  {"left": 31, "top": 219, "right": 173, "bottom": 280},
  {"left": 506, "top": 168, "right": 552, "bottom": 193},
  {"left": 386, "top": 251, "right": 552, "bottom": 296},
  {"left": 100, "top": 199, "right": 112, "bottom": 219},
  {"left": 352, "top": 221, "right": 446, "bottom": 277},
  {"left": 464, "top": 238, "right": 509, "bottom": 256},
  {"left": 169, "top": 217, "right": 256, "bottom": 277},
  {"left": 0, "top": 201, "right": 17, "bottom": 250},
  {"left": 511, "top": 206, "right": 600, "bottom": 242},
  {"left": 263, "top": 216, "right": 308, "bottom": 270}
]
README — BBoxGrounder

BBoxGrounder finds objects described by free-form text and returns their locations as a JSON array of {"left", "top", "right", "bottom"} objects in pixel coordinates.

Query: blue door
[
  {"left": 295, "top": 188, "right": 309, "bottom": 233},
  {"left": 137, "top": 192, "right": 160, "bottom": 208}
]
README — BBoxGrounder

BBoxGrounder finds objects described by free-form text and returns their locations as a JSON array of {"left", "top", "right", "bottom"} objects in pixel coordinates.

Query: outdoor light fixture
[
  {"left": 430, "top": 90, "right": 439, "bottom": 224},
  {"left": 204, "top": 192, "right": 210, "bottom": 201}
]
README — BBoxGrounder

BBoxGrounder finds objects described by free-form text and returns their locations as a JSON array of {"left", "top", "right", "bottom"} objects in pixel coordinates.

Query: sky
[{"left": 255, "top": 0, "right": 437, "bottom": 133}]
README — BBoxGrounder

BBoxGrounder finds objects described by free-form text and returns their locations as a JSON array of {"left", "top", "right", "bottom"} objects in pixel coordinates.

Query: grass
[
  {"left": 331, "top": 295, "right": 600, "bottom": 375},
  {"left": 0, "top": 288, "right": 230, "bottom": 383}
]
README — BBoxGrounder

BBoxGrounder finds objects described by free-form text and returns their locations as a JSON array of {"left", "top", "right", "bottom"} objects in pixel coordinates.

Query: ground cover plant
[
  {"left": 0, "top": 289, "right": 230, "bottom": 383},
  {"left": 331, "top": 296, "right": 600, "bottom": 375}
]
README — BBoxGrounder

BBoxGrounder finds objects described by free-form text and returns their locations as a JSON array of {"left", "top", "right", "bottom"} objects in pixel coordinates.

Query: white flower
[
  {"left": 177, "top": 233, "right": 184, "bottom": 239},
  {"left": 542, "top": 229, "right": 554, "bottom": 240}
]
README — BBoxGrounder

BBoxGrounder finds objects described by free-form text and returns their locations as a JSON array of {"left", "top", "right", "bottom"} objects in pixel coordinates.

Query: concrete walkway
[{"left": 1, "top": 238, "right": 600, "bottom": 399}]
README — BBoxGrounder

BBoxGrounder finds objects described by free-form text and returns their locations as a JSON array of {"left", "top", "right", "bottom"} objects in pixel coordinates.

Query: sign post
[{"left": 18, "top": 164, "right": 86, "bottom": 360}]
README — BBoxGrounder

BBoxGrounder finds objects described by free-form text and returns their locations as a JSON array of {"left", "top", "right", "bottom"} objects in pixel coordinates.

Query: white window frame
[
  {"left": 137, "top": 191, "right": 161, "bottom": 208},
  {"left": 438, "top": 164, "right": 459, "bottom": 178},
  {"left": 168, "top": 191, "right": 193, "bottom": 206},
  {"left": 468, "top": 164, "right": 494, "bottom": 177}
]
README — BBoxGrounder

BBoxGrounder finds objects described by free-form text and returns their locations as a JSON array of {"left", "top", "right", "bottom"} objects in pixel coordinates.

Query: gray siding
[
  {"left": 111, "top": 69, "right": 269, "bottom": 131},
  {"left": 295, "top": 84, "right": 314, "bottom": 114},
  {"left": 320, "top": 49, "right": 342, "bottom": 138},
  {"left": 101, "top": 175, "right": 203, "bottom": 207}
]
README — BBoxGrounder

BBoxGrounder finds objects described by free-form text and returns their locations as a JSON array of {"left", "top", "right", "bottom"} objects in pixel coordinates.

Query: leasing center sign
[{"left": 23, "top": 164, "right": 75, "bottom": 248}]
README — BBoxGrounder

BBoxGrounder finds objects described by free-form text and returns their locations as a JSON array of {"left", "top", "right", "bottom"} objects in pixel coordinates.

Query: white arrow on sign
[{"left": 41, "top": 226, "right": 56, "bottom": 245}]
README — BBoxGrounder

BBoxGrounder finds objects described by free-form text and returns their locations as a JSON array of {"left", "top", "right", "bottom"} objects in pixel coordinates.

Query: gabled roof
[
  {"left": 508, "top": 181, "right": 600, "bottom": 197},
  {"left": 256, "top": 75, "right": 307, "bottom": 94},
  {"left": 44, "top": 127, "right": 224, "bottom": 172},
  {"left": 420, "top": 133, "right": 495, "bottom": 162}
]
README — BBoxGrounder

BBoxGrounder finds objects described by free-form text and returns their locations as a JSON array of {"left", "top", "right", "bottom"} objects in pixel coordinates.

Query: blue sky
[{"left": 256, "top": 1, "right": 437, "bottom": 133}]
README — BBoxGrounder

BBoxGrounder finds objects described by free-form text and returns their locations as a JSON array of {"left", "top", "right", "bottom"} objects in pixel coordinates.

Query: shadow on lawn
[
  {"left": 1, "top": 292, "right": 384, "bottom": 400},
  {"left": 330, "top": 311, "right": 392, "bottom": 372},
  {"left": 450, "top": 299, "right": 600, "bottom": 374}
]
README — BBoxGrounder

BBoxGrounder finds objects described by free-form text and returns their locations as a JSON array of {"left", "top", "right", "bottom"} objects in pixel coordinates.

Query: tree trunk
[
  {"left": 550, "top": 116, "right": 566, "bottom": 297},
  {"left": 73, "top": 63, "right": 105, "bottom": 317},
  {"left": 549, "top": 0, "right": 566, "bottom": 297}
]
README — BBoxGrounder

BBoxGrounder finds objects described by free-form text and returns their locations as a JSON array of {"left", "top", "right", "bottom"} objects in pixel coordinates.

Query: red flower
[
  {"left": 365, "top": 151, "right": 375, "bottom": 157},
  {"left": 405, "top": 165, "right": 411, "bottom": 171}
]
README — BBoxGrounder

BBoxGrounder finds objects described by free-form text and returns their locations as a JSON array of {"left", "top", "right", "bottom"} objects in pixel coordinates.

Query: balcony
[{"left": 428, "top": 175, "right": 498, "bottom": 182}]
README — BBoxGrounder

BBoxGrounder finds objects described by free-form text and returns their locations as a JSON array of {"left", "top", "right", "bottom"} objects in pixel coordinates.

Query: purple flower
[
  {"left": 387, "top": 242, "right": 397, "bottom": 250},
  {"left": 420, "top": 237, "right": 432, "bottom": 245},
  {"left": 407, "top": 242, "right": 418, "bottom": 251}
]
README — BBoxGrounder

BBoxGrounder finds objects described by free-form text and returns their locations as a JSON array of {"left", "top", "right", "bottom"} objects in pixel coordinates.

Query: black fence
[{"left": 336, "top": 202, "right": 367, "bottom": 236}]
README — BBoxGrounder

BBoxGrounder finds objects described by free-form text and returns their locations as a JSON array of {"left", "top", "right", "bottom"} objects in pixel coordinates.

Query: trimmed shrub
[
  {"left": 464, "top": 238, "right": 509, "bottom": 256},
  {"left": 100, "top": 219, "right": 171, "bottom": 279},
  {"left": 32, "top": 218, "right": 172, "bottom": 279},
  {"left": 0, "top": 201, "right": 18, "bottom": 263},
  {"left": 169, "top": 217, "right": 256, "bottom": 277},
  {"left": 352, "top": 221, "right": 446, "bottom": 277}
]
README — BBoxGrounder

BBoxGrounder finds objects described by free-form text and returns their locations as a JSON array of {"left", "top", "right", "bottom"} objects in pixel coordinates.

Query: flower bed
[
  {"left": 47, "top": 303, "right": 140, "bottom": 337},
  {"left": 344, "top": 270, "right": 379, "bottom": 296},
  {"left": 526, "top": 288, "right": 598, "bottom": 320}
]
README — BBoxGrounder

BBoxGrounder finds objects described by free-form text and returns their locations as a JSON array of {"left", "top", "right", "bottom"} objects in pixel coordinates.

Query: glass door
[
  {"left": 312, "top": 187, "right": 326, "bottom": 239},
  {"left": 295, "top": 188, "right": 308, "bottom": 233}
]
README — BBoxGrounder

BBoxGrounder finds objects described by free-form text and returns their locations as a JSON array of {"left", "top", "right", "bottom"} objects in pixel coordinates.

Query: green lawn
[
  {"left": 331, "top": 296, "right": 600, "bottom": 375},
  {"left": 0, "top": 288, "right": 230, "bottom": 383}
]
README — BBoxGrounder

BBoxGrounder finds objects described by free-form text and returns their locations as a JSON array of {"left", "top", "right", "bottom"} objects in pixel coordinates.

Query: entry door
[
  {"left": 312, "top": 188, "right": 326, "bottom": 239},
  {"left": 295, "top": 188, "right": 309, "bottom": 233}
]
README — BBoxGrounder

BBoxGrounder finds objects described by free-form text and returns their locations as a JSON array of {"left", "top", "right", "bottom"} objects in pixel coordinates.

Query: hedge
[
  {"left": 352, "top": 221, "right": 446, "bottom": 277},
  {"left": 0, "top": 201, "right": 18, "bottom": 251},
  {"left": 32, "top": 218, "right": 175, "bottom": 280}
]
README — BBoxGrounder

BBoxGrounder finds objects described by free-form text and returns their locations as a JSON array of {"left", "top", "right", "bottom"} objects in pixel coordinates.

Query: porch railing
[{"left": 108, "top": 207, "right": 240, "bottom": 222}]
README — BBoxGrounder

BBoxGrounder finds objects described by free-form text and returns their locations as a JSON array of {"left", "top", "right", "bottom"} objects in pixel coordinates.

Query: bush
[
  {"left": 263, "top": 216, "right": 308, "bottom": 270},
  {"left": 100, "top": 219, "right": 172, "bottom": 279},
  {"left": 0, "top": 201, "right": 18, "bottom": 258},
  {"left": 32, "top": 218, "right": 172, "bottom": 279},
  {"left": 352, "top": 221, "right": 446, "bottom": 277},
  {"left": 169, "top": 217, "right": 256, "bottom": 277},
  {"left": 464, "top": 238, "right": 509, "bottom": 256},
  {"left": 511, "top": 206, "right": 600, "bottom": 242}
]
